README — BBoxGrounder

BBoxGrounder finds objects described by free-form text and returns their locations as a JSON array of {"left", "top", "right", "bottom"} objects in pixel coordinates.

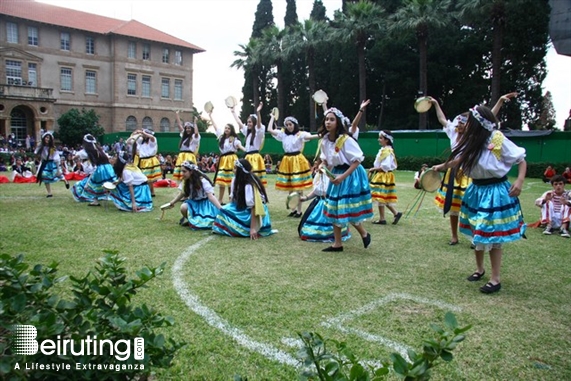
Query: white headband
[
  {"left": 470, "top": 107, "right": 496, "bottom": 131},
  {"left": 234, "top": 159, "right": 249, "bottom": 174},
  {"left": 284, "top": 116, "right": 298, "bottom": 126},
  {"left": 379, "top": 131, "right": 394, "bottom": 143},
  {"left": 181, "top": 161, "right": 197, "bottom": 171},
  {"left": 83, "top": 134, "right": 97, "bottom": 144},
  {"left": 42, "top": 131, "right": 53, "bottom": 139},
  {"left": 325, "top": 107, "right": 345, "bottom": 121}
]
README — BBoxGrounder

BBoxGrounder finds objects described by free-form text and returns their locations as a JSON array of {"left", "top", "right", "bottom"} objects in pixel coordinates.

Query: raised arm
[
  {"left": 256, "top": 102, "right": 263, "bottom": 129},
  {"left": 140, "top": 129, "right": 156, "bottom": 142},
  {"left": 351, "top": 99, "right": 370, "bottom": 134},
  {"left": 266, "top": 113, "right": 279, "bottom": 137},
  {"left": 230, "top": 106, "right": 244, "bottom": 130},
  {"left": 429, "top": 97, "right": 448, "bottom": 127},
  {"left": 192, "top": 116, "right": 200, "bottom": 139},
  {"left": 175, "top": 110, "right": 184, "bottom": 133},
  {"left": 491, "top": 92, "right": 518, "bottom": 115},
  {"left": 208, "top": 111, "right": 220, "bottom": 135}
]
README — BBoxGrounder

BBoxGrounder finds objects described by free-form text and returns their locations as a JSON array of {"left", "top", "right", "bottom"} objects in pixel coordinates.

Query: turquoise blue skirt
[
  {"left": 72, "top": 164, "right": 117, "bottom": 202},
  {"left": 39, "top": 161, "right": 61, "bottom": 184},
  {"left": 109, "top": 182, "right": 153, "bottom": 212},
  {"left": 324, "top": 164, "right": 374, "bottom": 226},
  {"left": 298, "top": 197, "right": 351, "bottom": 242},
  {"left": 459, "top": 179, "right": 526, "bottom": 245},
  {"left": 184, "top": 198, "right": 219, "bottom": 230},
  {"left": 213, "top": 203, "right": 274, "bottom": 237}
]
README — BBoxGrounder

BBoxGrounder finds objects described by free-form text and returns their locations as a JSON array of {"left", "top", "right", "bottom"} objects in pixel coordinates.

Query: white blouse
[
  {"left": 274, "top": 131, "right": 312, "bottom": 153},
  {"left": 320, "top": 133, "right": 364, "bottom": 167},
  {"left": 373, "top": 146, "right": 397, "bottom": 172},
  {"left": 178, "top": 177, "right": 214, "bottom": 200},
  {"left": 444, "top": 121, "right": 460, "bottom": 149},
  {"left": 179, "top": 132, "right": 200, "bottom": 152},
  {"left": 468, "top": 131, "right": 526, "bottom": 180},
  {"left": 137, "top": 139, "right": 158, "bottom": 157},
  {"left": 122, "top": 168, "right": 148, "bottom": 186},
  {"left": 241, "top": 124, "right": 265, "bottom": 152},
  {"left": 229, "top": 180, "right": 266, "bottom": 207},
  {"left": 36, "top": 146, "right": 60, "bottom": 161}
]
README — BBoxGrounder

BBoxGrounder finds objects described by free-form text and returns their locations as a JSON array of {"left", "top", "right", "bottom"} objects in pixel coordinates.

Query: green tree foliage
[
  {"left": 310, "top": 0, "right": 328, "bottom": 21},
  {"left": 56, "top": 108, "right": 105, "bottom": 147}
]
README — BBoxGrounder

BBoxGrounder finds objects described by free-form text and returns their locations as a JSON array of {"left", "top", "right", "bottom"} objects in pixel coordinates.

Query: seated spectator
[
  {"left": 535, "top": 175, "right": 570, "bottom": 237},
  {"left": 162, "top": 154, "right": 174, "bottom": 179},
  {"left": 414, "top": 163, "right": 429, "bottom": 189},
  {"left": 543, "top": 165, "right": 556, "bottom": 183},
  {"left": 562, "top": 167, "right": 571, "bottom": 184},
  {"left": 264, "top": 154, "right": 273, "bottom": 174},
  {"left": 11, "top": 157, "right": 36, "bottom": 183}
]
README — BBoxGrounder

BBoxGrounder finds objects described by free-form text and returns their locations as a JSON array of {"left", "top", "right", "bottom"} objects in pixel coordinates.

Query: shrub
[{"left": 0, "top": 251, "right": 185, "bottom": 380}]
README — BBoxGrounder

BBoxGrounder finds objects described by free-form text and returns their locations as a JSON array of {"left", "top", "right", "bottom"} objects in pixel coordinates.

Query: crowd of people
[{"left": 3, "top": 96, "right": 570, "bottom": 295}]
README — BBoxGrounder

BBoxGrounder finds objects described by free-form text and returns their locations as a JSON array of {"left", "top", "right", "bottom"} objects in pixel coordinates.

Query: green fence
[{"left": 104, "top": 130, "right": 571, "bottom": 167}]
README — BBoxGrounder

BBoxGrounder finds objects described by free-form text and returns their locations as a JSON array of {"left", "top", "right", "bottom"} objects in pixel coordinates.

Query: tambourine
[
  {"left": 414, "top": 97, "right": 432, "bottom": 113},
  {"left": 286, "top": 192, "right": 301, "bottom": 210},
  {"left": 225, "top": 96, "right": 237, "bottom": 108},
  {"left": 159, "top": 202, "right": 174, "bottom": 220},
  {"left": 320, "top": 167, "right": 336, "bottom": 181},
  {"left": 419, "top": 170, "right": 441, "bottom": 193},
  {"left": 204, "top": 101, "right": 214, "bottom": 113},
  {"left": 103, "top": 182, "right": 116, "bottom": 191},
  {"left": 271, "top": 107, "right": 279, "bottom": 120},
  {"left": 312, "top": 90, "right": 328, "bottom": 105}
]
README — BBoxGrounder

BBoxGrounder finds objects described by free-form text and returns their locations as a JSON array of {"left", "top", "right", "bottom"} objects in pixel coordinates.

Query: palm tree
[
  {"left": 284, "top": 19, "right": 329, "bottom": 131},
  {"left": 332, "top": 1, "right": 386, "bottom": 128},
  {"left": 231, "top": 38, "right": 263, "bottom": 108},
  {"left": 459, "top": 0, "right": 511, "bottom": 105},
  {"left": 259, "top": 26, "right": 286, "bottom": 125},
  {"left": 392, "top": 0, "right": 454, "bottom": 130}
]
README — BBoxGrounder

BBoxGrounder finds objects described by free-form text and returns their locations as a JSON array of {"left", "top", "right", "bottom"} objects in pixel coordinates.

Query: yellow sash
[
  {"left": 253, "top": 187, "right": 265, "bottom": 217},
  {"left": 125, "top": 163, "right": 143, "bottom": 174},
  {"left": 377, "top": 147, "right": 396, "bottom": 166},
  {"left": 334, "top": 135, "right": 348, "bottom": 154}
]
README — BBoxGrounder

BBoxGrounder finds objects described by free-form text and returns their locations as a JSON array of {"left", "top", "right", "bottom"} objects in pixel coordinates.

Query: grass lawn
[{"left": 1, "top": 171, "right": 570, "bottom": 380}]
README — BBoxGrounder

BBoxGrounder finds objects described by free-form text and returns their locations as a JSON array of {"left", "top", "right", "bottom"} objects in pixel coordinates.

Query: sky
[{"left": 38, "top": 0, "right": 571, "bottom": 130}]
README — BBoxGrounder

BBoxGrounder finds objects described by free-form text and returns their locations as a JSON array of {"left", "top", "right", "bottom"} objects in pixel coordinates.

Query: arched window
[
  {"left": 10, "top": 108, "right": 27, "bottom": 145},
  {"left": 160, "top": 117, "right": 170, "bottom": 132},
  {"left": 126, "top": 116, "right": 137, "bottom": 131},
  {"left": 142, "top": 117, "right": 153, "bottom": 130}
]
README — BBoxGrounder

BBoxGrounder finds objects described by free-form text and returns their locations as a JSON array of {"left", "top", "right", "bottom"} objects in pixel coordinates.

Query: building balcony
[{"left": 0, "top": 83, "right": 54, "bottom": 101}]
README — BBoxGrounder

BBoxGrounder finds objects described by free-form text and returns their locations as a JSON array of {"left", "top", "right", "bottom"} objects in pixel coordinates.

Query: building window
[
  {"left": 60, "top": 67, "right": 72, "bottom": 91},
  {"left": 28, "top": 63, "right": 37, "bottom": 86},
  {"left": 127, "top": 74, "right": 137, "bottom": 95},
  {"left": 174, "top": 79, "right": 183, "bottom": 100},
  {"left": 6, "top": 60, "right": 22, "bottom": 85},
  {"left": 61, "top": 32, "right": 70, "bottom": 51},
  {"left": 128, "top": 41, "right": 136, "bottom": 59},
  {"left": 142, "top": 43, "right": 150, "bottom": 60},
  {"left": 162, "top": 48, "right": 169, "bottom": 63},
  {"left": 27, "top": 26, "right": 38, "bottom": 46},
  {"left": 160, "top": 118, "right": 170, "bottom": 132},
  {"left": 142, "top": 75, "right": 151, "bottom": 97},
  {"left": 126, "top": 116, "right": 137, "bottom": 132},
  {"left": 85, "top": 70, "right": 96, "bottom": 94},
  {"left": 142, "top": 117, "right": 153, "bottom": 130},
  {"left": 174, "top": 50, "right": 182, "bottom": 65},
  {"left": 86, "top": 36, "right": 95, "bottom": 54},
  {"left": 161, "top": 78, "right": 170, "bottom": 98},
  {"left": 7, "top": 22, "right": 18, "bottom": 43}
]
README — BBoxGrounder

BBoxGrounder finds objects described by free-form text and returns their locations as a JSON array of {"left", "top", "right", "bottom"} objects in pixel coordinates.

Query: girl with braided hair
[
  {"left": 213, "top": 159, "right": 274, "bottom": 239},
  {"left": 166, "top": 161, "right": 222, "bottom": 229},
  {"left": 432, "top": 105, "right": 526, "bottom": 294}
]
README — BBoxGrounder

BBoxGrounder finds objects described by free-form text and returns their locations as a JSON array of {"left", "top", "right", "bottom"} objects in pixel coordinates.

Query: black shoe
[
  {"left": 372, "top": 220, "right": 387, "bottom": 225},
  {"left": 46, "top": 194, "right": 53, "bottom": 198},
  {"left": 479, "top": 282, "right": 501, "bottom": 294},
  {"left": 448, "top": 240, "right": 459, "bottom": 246},
  {"left": 467, "top": 270, "right": 485, "bottom": 282},
  {"left": 293, "top": 211, "right": 302, "bottom": 218},
  {"left": 65, "top": 181, "right": 70, "bottom": 189},
  {"left": 322, "top": 246, "right": 343, "bottom": 252},
  {"left": 392, "top": 212, "right": 403, "bottom": 225},
  {"left": 362, "top": 233, "right": 371, "bottom": 249},
  {"left": 288, "top": 211, "right": 296, "bottom": 217}
]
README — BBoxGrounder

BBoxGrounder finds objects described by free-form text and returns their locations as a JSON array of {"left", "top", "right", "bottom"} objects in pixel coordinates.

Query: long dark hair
[
  {"left": 83, "top": 136, "right": 110, "bottom": 165},
  {"left": 284, "top": 117, "right": 300, "bottom": 136},
  {"left": 179, "top": 123, "right": 194, "bottom": 148},
  {"left": 182, "top": 164, "right": 214, "bottom": 199},
  {"left": 448, "top": 105, "right": 497, "bottom": 177},
  {"left": 113, "top": 151, "right": 129, "bottom": 178},
  {"left": 38, "top": 133, "right": 56, "bottom": 158},
  {"left": 246, "top": 115, "right": 258, "bottom": 146},
  {"left": 380, "top": 130, "right": 394, "bottom": 148},
  {"left": 232, "top": 159, "right": 268, "bottom": 210},
  {"left": 318, "top": 110, "right": 347, "bottom": 140},
  {"left": 219, "top": 124, "right": 238, "bottom": 150}
]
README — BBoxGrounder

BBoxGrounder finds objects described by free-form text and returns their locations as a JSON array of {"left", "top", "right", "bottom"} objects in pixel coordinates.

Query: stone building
[{"left": 0, "top": 0, "right": 204, "bottom": 146}]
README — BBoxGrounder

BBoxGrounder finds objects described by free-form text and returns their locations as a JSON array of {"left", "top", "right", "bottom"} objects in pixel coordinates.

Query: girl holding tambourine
[
  {"left": 231, "top": 102, "right": 267, "bottom": 186},
  {"left": 173, "top": 111, "right": 200, "bottom": 182},
  {"left": 368, "top": 131, "right": 402, "bottom": 225},
  {"left": 208, "top": 109, "right": 245, "bottom": 203},
  {"left": 267, "top": 114, "right": 319, "bottom": 217}
]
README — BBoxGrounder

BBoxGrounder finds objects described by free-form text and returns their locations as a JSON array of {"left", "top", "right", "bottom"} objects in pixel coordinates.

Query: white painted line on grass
[
  {"left": 334, "top": 325, "right": 412, "bottom": 362},
  {"left": 172, "top": 236, "right": 299, "bottom": 367}
]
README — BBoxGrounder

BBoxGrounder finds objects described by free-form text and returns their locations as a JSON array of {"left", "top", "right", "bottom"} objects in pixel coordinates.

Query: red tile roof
[{"left": 0, "top": 0, "right": 205, "bottom": 52}]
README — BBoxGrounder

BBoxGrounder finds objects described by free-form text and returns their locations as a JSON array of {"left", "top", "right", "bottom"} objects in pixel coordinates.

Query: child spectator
[
  {"left": 543, "top": 165, "right": 556, "bottom": 183},
  {"left": 535, "top": 175, "right": 570, "bottom": 238}
]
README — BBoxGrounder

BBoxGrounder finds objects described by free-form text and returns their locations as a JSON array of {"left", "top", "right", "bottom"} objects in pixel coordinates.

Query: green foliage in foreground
[
  {"left": 0, "top": 252, "right": 185, "bottom": 380},
  {"left": 297, "top": 312, "right": 470, "bottom": 381}
]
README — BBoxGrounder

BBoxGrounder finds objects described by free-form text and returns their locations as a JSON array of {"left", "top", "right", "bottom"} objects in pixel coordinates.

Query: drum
[
  {"left": 286, "top": 192, "right": 301, "bottom": 210},
  {"left": 225, "top": 96, "right": 237, "bottom": 108},
  {"left": 414, "top": 97, "right": 432, "bottom": 113},
  {"left": 103, "top": 182, "right": 116, "bottom": 191},
  {"left": 312, "top": 90, "right": 328, "bottom": 105}
]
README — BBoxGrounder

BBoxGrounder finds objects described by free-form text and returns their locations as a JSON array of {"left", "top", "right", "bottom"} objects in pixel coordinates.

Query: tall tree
[
  {"left": 252, "top": 0, "right": 275, "bottom": 38},
  {"left": 310, "top": 0, "right": 328, "bottom": 21},
  {"left": 260, "top": 26, "right": 287, "bottom": 125},
  {"left": 232, "top": 39, "right": 263, "bottom": 115},
  {"left": 284, "top": 19, "right": 330, "bottom": 131},
  {"left": 391, "top": 0, "right": 455, "bottom": 129},
  {"left": 284, "top": 0, "right": 299, "bottom": 26},
  {"left": 332, "top": 0, "right": 386, "bottom": 128}
]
